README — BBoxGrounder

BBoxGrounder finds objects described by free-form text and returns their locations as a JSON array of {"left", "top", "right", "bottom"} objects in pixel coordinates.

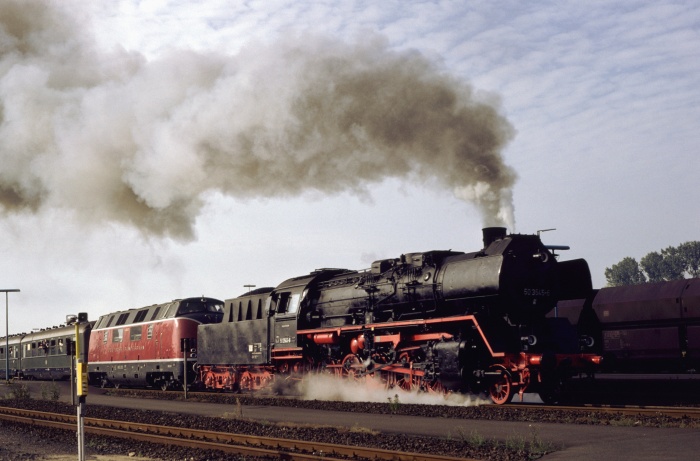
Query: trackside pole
[
  {"left": 181, "top": 338, "right": 192, "bottom": 400},
  {"left": 68, "top": 313, "right": 88, "bottom": 461}
]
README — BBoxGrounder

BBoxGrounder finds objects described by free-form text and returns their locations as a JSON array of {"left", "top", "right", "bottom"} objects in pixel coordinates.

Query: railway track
[
  {"left": 106, "top": 387, "right": 700, "bottom": 422},
  {"left": 0, "top": 406, "right": 475, "bottom": 461},
  {"left": 501, "top": 403, "right": 700, "bottom": 420}
]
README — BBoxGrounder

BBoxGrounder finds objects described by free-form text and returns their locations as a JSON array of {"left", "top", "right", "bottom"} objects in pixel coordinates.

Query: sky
[{"left": 1, "top": 0, "right": 698, "bottom": 335}]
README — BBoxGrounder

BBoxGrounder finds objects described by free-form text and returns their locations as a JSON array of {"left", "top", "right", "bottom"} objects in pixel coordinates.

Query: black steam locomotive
[{"left": 196, "top": 227, "right": 602, "bottom": 404}]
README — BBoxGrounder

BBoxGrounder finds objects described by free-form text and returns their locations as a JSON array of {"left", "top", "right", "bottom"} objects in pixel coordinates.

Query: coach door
[{"left": 270, "top": 290, "right": 302, "bottom": 348}]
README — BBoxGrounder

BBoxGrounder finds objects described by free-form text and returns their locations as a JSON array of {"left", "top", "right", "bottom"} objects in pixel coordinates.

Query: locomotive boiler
[{"left": 197, "top": 228, "right": 602, "bottom": 404}]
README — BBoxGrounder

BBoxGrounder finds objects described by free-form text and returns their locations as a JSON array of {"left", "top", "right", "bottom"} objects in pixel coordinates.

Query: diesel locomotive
[
  {"left": 196, "top": 227, "right": 602, "bottom": 404},
  {"left": 87, "top": 297, "right": 224, "bottom": 390}
]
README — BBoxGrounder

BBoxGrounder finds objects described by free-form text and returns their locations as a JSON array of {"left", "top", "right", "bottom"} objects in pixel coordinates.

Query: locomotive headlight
[
  {"left": 580, "top": 336, "right": 595, "bottom": 348},
  {"left": 521, "top": 335, "right": 537, "bottom": 346}
]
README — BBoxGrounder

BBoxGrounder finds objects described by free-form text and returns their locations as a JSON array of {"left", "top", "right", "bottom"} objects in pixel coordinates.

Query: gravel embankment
[
  {"left": 0, "top": 396, "right": 543, "bottom": 461},
  {"left": 1, "top": 387, "right": 697, "bottom": 461}
]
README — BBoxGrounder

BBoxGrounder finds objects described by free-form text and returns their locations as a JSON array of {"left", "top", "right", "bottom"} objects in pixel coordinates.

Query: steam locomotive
[{"left": 196, "top": 227, "right": 601, "bottom": 404}]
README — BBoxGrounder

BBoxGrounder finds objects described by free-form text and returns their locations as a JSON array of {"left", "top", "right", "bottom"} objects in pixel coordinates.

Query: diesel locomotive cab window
[
  {"left": 177, "top": 301, "right": 202, "bottom": 315},
  {"left": 177, "top": 299, "right": 224, "bottom": 315}
]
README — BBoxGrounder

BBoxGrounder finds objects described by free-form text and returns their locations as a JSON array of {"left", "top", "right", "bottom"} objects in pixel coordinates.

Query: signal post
[{"left": 67, "top": 313, "right": 88, "bottom": 461}]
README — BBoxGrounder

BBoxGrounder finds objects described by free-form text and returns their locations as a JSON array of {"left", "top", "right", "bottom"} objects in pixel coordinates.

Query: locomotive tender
[{"left": 197, "top": 227, "right": 602, "bottom": 404}]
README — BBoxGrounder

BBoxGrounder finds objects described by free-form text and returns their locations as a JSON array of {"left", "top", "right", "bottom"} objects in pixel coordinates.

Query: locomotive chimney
[{"left": 482, "top": 227, "right": 507, "bottom": 248}]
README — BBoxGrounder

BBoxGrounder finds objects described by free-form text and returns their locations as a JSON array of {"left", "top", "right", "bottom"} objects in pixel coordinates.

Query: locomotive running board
[{"left": 297, "top": 315, "right": 505, "bottom": 358}]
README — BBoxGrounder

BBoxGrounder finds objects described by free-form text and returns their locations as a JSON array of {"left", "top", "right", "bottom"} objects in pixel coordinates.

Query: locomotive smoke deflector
[{"left": 482, "top": 227, "right": 507, "bottom": 248}]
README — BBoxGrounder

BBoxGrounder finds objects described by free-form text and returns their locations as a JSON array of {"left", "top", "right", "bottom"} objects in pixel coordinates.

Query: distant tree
[
  {"left": 659, "top": 246, "right": 686, "bottom": 280},
  {"left": 604, "top": 257, "right": 646, "bottom": 287},
  {"left": 640, "top": 251, "right": 665, "bottom": 283},
  {"left": 678, "top": 241, "right": 700, "bottom": 277},
  {"left": 607, "top": 240, "right": 700, "bottom": 285}
]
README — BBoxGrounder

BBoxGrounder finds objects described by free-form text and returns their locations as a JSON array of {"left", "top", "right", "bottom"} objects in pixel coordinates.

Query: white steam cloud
[
  {"left": 294, "top": 373, "right": 489, "bottom": 406},
  {"left": 0, "top": 1, "right": 517, "bottom": 240}
]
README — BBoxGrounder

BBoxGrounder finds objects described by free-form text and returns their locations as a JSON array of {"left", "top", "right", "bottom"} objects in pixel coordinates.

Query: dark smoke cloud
[{"left": 0, "top": 1, "right": 516, "bottom": 240}]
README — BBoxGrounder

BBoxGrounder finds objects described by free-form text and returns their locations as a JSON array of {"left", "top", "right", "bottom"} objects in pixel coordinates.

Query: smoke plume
[{"left": 0, "top": 1, "right": 516, "bottom": 240}]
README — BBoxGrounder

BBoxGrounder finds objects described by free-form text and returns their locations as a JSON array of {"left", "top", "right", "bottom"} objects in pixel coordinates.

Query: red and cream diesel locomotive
[{"left": 87, "top": 297, "right": 224, "bottom": 390}]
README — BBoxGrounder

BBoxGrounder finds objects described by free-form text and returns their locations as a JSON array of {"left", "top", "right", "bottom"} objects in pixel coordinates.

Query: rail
[{"left": 0, "top": 406, "right": 477, "bottom": 461}]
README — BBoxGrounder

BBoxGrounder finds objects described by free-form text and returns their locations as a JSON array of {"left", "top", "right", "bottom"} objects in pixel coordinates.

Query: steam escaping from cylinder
[
  {"left": 296, "top": 373, "right": 489, "bottom": 407},
  {"left": 0, "top": 1, "right": 517, "bottom": 240}
]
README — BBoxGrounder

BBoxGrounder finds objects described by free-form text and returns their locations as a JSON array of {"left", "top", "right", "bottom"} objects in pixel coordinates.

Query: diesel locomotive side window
[
  {"left": 130, "top": 326, "right": 142, "bottom": 341},
  {"left": 116, "top": 313, "right": 129, "bottom": 326},
  {"left": 113, "top": 328, "right": 123, "bottom": 343},
  {"left": 134, "top": 310, "right": 149, "bottom": 323}
]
